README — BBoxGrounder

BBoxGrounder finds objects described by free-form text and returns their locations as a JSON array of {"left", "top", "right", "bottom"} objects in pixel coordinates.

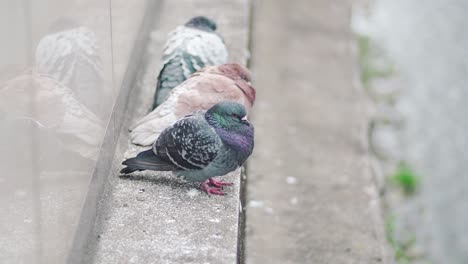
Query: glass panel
[{"left": 0, "top": 0, "right": 114, "bottom": 263}]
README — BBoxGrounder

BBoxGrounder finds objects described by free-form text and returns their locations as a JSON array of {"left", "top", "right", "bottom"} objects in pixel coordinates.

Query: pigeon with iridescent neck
[
  {"left": 130, "top": 63, "right": 256, "bottom": 146},
  {"left": 153, "top": 16, "right": 228, "bottom": 109},
  {"left": 121, "top": 101, "right": 254, "bottom": 195}
]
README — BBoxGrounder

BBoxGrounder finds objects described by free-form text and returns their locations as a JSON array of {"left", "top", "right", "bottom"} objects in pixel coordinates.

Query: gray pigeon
[
  {"left": 152, "top": 16, "right": 228, "bottom": 109},
  {"left": 120, "top": 101, "right": 254, "bottom": 195}
]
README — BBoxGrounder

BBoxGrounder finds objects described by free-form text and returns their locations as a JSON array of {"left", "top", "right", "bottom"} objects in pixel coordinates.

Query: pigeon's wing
[
  {"left": 173, "top": 72, "right": 253, "bottom": 115},
  {"left": 152, "top": 56, "right": 186, "bottom": 108},
  {"left": 184, "top": 28, "right": 228, "bottom": 67},
  {"left": 152, "top": 27, "right": 228, "bottom": 109},
  {"left": 152, "top": 50, "right": 205, "bottom": 109},
  {"left": 153, "top": 27, "right": 202, "bottom": 108},
  {"left": 160, "top": 26, "right": 208, "bottom": 81},
  {"left": 154, "top": 114, "right": 221, "bottom": 170}
]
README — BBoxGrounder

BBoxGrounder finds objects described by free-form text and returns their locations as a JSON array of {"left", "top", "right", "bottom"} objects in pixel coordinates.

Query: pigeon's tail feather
[
  {"left": 120, "top": 149, "right": 178, "bottom": 174},
  {"left": 120, "top": 166, "right": 140, "bottom": 174}
]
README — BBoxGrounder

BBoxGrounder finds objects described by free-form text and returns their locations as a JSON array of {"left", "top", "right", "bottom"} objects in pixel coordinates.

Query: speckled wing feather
[
  {"left": 152, "top": 26, "right": 228, "bottom": 109},
  {"left": 153, "top": 56, "right": 186, "bottom": 108},
  {"left": 153, "top": 113, "right": 221, "bottom": 170},
  {"left": 130, "top": 70, "right": 253, "bottom": 146}
]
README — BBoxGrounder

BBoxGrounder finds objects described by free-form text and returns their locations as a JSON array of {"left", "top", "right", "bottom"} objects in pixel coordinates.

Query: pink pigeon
[{"left": 130, "top": 63, "right": 256, "bottom": 146}]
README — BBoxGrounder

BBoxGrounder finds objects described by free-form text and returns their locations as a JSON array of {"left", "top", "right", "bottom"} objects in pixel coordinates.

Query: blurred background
[
  {"left": 354, "top": 0, "right": 468, "bottom": 263},
  {"left": 1, "top": 0, "right": 468, "bottom": 263}
]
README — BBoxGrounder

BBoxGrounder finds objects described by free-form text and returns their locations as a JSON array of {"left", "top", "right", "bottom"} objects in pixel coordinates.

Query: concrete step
[{"left": 245, "top": 0, "right": 392, "bottom": 263}]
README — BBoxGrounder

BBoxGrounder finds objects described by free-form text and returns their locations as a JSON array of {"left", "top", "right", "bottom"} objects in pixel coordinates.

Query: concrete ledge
[{"left": 86, "top": 0, "right": 251, "bottom": 263}]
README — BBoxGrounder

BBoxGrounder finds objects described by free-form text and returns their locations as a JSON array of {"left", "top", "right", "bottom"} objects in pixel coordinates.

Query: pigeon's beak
[{"left": 241, "top": 115, "right": 249, "bottom": 125}]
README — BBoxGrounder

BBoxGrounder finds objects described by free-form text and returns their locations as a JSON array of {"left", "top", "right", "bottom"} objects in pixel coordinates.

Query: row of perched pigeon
[{"left": 121, "top": 17, "right": 256, "bottom": 195}]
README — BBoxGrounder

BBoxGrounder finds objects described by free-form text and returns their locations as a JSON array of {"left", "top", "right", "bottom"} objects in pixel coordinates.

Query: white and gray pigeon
[
  {"left": 120, "top": 101, "right": 254, "bottom": 195},
  {"left": 35, "top": 26, "right": 110, "bottom": 119},
  {"left": 152, "top": 16, "right": 228, "bottom": 109}
]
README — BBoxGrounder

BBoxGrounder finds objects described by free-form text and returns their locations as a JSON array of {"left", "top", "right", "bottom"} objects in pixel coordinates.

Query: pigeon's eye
[{"left": 231, "top": 113, "right": 242, "bottom": 120}]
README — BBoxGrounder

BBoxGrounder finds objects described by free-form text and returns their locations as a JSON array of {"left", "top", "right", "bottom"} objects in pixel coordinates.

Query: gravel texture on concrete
[
  {"left": 245, "top": 0, "right": 392, "bottom": 263},
  {"left": 88, "top": 0, "right": 251, "bottom": 263}
]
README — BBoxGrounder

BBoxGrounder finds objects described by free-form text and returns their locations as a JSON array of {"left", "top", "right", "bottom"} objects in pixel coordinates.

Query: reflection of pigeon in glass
[
  {"left": 130, "top": 63, "right": 256, "bottom": 146},
  {"left": 0, "top": 117, "right": 95, "bottom": 172},
  {"left": 0, "top": 72, "right": 104, "bottom": 160},
  {"left": 121, "top": 102, "right": 254, "bottom": 195},
  {"left": 35, "top": 26, "right": 110, "bottom": 118},
  {"left": 152, "top": 16, "right": 228, "bottom": 109}
]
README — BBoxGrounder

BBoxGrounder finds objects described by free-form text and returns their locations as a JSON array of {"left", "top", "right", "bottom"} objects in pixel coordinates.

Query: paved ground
[{"left": 245, "top": 0, "right": 391, "bottom": 263}]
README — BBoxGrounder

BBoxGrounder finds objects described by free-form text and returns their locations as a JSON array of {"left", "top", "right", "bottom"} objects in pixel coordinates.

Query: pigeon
[
  {"left": 35, "top": 26, "right": 110, "bottom": 119},
  {"left": 0, "top": 72, "right": 104, "bottom": 160},
  {"left": 130, "top": 63, "right": 256, "bottom": 146},
  {"left": 152, "top": 16, "right": 228, "bottom": 109},
  {"left": 121, "top": 101, "right": 254, "bottom": 195}
]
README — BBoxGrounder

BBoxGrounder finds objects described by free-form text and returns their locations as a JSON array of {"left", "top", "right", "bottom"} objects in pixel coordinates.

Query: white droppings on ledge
[
  {"left": 211, "top": 234, "right": 223, "bottom": 239},
  {"left": 264, "top": 207, "right": 274, "bottom": 214},
  {"left": 247, "top": 200, "right": 264, "bottom": 208},
  {"left": 209, "top": 218, "right": 221, "bottom": 223},
  {"left": 186, "top": 188, "right": 200, "bottom": 198},
  {"left": 286, "top": 176, "right": 298, "bottom": 185},
  {"left": 290, "top": 197, "right": 298, "bottom": 205}
]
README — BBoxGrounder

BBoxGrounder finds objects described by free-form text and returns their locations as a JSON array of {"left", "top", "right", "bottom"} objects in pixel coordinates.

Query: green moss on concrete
[
  {"left": 385, "top": 216, "right": 417, "bottom": 264},
  {"left": 390, "top": 163, "right": 420, "bottom": 196},
  {"left": 357, "top": 34, "right": 394, "bottom": 90}
]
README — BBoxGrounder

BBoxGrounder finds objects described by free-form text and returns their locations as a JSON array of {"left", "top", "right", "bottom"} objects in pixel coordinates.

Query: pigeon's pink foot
[
  {"left": 201, "top": 181, "right": 225, "bottom": 195},
  {"left": 209, "top": 178, "right": 234, "bottom": 188}
]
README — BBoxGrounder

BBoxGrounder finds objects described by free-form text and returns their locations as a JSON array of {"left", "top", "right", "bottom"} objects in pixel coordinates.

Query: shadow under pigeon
[{"left": 118, "top": 173, "right": 199, "bottom": 192}]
